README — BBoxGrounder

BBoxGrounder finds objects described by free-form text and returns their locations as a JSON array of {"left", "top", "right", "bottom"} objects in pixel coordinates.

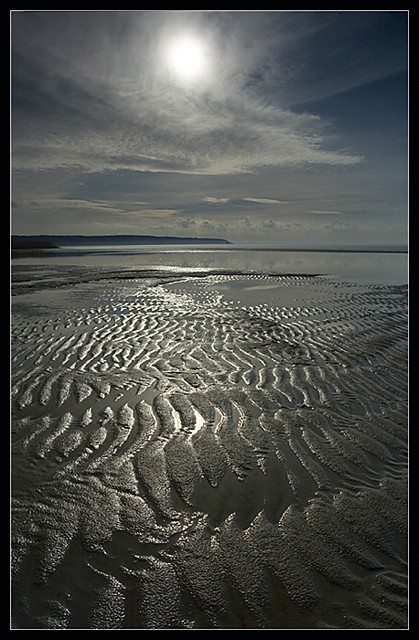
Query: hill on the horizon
[{"left": 12, "top": 234, "right": 232, "bottom": 249}]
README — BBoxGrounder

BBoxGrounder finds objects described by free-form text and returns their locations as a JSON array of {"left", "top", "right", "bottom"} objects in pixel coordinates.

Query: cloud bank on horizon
[{"left": 11, "top": 10, "right": 408, "bottom": 245}]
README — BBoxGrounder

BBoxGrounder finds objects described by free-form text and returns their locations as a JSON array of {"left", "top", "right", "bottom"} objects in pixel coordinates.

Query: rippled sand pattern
[{"left": 11, "top": 267, "right": 408, "bottom": 629}]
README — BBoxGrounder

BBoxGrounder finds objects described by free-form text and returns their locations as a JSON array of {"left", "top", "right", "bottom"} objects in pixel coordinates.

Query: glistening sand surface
[{"left": 11, "top": 264, "right": 408, "bottom": 629}]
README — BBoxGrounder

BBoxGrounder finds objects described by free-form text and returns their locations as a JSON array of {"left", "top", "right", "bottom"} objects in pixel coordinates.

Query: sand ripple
[{"left": 11, "top": 268, "right": 408, "bottom": 629}]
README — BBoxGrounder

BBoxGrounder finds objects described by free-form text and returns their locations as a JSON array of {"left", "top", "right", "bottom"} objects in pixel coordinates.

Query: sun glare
[{"left": 165, "top": 35, "right": 208, "bottom": 84}]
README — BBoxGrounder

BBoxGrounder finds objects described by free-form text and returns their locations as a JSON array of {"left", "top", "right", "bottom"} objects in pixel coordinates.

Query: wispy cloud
[
  {"left": 12, "top": 12, "right": 363, "bottom": 177},
  {"left": 202, "top": 196, "right": 285, "bottom": 207},
  {"left": 243, "top": 197, "right": 285, "bottom": 205},
  {"left": 13, "top": 91, "right": 363, "bottom": 175},
  {"left": 202, "top": 197, "right": 231, "bottom": 204}
]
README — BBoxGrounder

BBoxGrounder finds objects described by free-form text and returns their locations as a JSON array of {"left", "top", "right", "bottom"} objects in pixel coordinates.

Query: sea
[{"left": 12, "top": 243, "right": 408, "bottom": 286}]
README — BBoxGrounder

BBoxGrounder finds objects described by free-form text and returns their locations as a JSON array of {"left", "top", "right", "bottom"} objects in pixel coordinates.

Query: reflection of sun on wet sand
[
  {"left": 11, "top": 266, "right": 408, "bottom": 629},
  {"left": 204, "top": 276, "right": 338, "bottom": 307}
]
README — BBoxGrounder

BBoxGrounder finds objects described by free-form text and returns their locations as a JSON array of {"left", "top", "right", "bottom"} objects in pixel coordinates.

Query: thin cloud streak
[{"left": 243, "top": 197, "right": 286, "bottom": 204}]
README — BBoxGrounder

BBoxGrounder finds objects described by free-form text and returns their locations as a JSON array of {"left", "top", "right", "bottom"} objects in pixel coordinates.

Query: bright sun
[{"left": 165, "top": 35, "right": 208, "bottom": 84}]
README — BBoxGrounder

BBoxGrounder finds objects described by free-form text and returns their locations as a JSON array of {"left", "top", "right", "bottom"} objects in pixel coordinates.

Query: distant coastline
[
  {"left": 12, "top": 235, "right": 232, "bottom": 249},
  {"left": 11, "top": 236, "right": 407, "bottom": 255}
]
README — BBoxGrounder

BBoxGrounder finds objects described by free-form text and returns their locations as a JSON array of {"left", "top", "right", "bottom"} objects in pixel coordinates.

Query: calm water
[{"left": 12, "top": 245, "right": 408, "bottom": 286}]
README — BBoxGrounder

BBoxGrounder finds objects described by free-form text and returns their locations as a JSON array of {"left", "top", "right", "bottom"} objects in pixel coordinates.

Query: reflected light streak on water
[{"left": 12, "top": 245, "right": 408, "bottom": 286}]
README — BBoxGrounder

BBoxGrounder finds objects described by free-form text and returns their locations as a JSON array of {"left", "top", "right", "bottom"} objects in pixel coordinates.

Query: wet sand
[{"left": 11, "top": 265, "right": 408, "bottom": 629}]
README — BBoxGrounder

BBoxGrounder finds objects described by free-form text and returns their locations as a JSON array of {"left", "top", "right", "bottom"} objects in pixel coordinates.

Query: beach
[{"left": 11, "top": 251, "right": 408, "bottom": 629}]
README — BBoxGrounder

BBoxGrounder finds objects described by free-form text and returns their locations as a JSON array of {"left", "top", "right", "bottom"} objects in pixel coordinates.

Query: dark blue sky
[{"left": 11, "top": 10, "right": 408, "bottom": 246}]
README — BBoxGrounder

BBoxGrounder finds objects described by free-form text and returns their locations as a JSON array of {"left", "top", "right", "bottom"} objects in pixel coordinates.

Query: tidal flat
[{"left": 11, "top": 261, "right": 408, "bottom": 629}]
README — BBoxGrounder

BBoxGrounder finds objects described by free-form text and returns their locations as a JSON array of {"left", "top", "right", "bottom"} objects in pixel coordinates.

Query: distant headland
[{"left": 12, "top": 235, "right": 232, "bottom": 250}]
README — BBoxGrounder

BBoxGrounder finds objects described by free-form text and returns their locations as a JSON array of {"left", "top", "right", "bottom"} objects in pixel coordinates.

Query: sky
[{"left": 11, "top": 10, "right": 408, "bottom": 246}]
